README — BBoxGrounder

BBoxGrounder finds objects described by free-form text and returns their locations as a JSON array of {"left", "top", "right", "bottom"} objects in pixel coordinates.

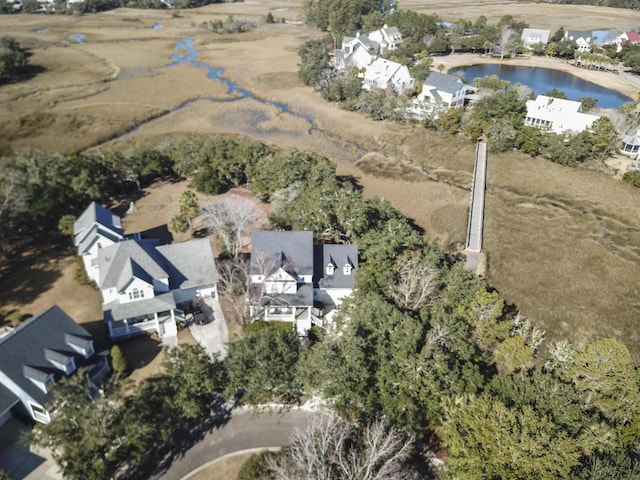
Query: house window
[
  {"left": 129, "top": 288, "right": 144, "bottom": 300},
  {"left": 326, "top": 263, "right": 335, "bottom": 275},
  {"left": 343, "top": 264, "right": 352, "bottom": 275},
  {"left": 44, "top": 375, "right": 55, "bottom": 393}
]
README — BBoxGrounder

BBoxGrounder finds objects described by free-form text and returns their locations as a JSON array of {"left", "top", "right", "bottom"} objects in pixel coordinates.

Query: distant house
[
  {"left": 74, "top": 203, "right": 218, "bottom": 341},
  {"left": 0, "top": 306, "right": 109, "bottom": 426},
  {"left": 524, "top": 95, "right": 600, "bottom": 134},
  {"left": 615, "top": 31, "right": 640, "bottom": 52},
  {"left": 621, "top": 130, "right": 640, "bottom": 156},
  {"left": 564, "top": 30, "right": 593, "bottom": 52},
  {"left": 367, "top": 24, "right": 402, "bottom": 54},
  {"left": 249, "top": 231, "right": 357, "bottom": 334},
  {"left": 591, "top": 29, "right": 619, "bottom": 46},
  {"left": 521, "top": 28, "right": 551, "bottom": 49},
  {"left": 334, "top": 33, "right": 379, "bottom": 72},
  {"left": 362, "top": 58, "right": 415, "bottom": 95}
]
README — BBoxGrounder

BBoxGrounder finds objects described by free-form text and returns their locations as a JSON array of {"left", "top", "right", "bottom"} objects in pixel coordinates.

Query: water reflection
[{"left": 452, "top": 63, "right": 631, "bottom": 109}]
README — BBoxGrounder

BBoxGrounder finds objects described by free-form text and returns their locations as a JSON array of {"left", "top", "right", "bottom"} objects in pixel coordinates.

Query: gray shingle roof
[
  {"left": 0, "top": 306, "right": 107, "bottom": 412},
  {"left": 156, "top": 238, "right": 218, "bottom": 290},
  {"left": 104, "top": 291, "right": 177, "bottom": 321},
  {"left": 423, "top": 71, "right": 464, "bottom": 94},
  {"left": 73, "top": 201, "right": 123, "bottom": 247},
  {"left": 0, "top": 383, "right": 18, "bottom": 417},
  {"left": 314, "top": 244, "right": 358, "bottom": 289},
  {"left": 98, "top": 239, "right": 169, "bottom": 290},
  {"left": 250, "top": 231, "right": 314, "bottom": 277}
]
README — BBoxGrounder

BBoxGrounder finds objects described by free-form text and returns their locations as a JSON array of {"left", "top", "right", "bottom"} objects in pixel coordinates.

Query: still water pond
[{"left": 451, "top": 63, "right": 631, "bottom": 109}]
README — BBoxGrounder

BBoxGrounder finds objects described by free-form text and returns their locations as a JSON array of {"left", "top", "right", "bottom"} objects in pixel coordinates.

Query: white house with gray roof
[
  {"left": 98, "top": 238, "right": 218, "bottom": 339},
  {"left": 410, "top": 71, "right": 466, "bottom": 120},
  {"left": 0, "top": 306, "right": 109, "bottom": 426},
  {"left": 74, "top": 203, "right": 218, "bottom": 341},
  {"left": 521, "top": 28, "right": 551, "bottom": 49},
  {"left": 335, "top": 33, "right": 379, "bottom": 72},
  {"left": 362, "top": 58, "right": 415, "bottom": 95},
  {"left": 249, "top": 231, "right": 358, "bottom": 334},
  {"left": 368, "top": 24, "right": 402, "bottom": 54},
  {"left": 74, "top": 201, "right": 125, "bottom": 284},
  {"left": 564, "top": 30, "right": 593, "bottom": 52}
]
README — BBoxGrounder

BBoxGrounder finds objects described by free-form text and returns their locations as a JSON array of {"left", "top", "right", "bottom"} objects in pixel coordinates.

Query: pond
[{"left": 451, "top": 63, "right": 632, "bottom": 109}]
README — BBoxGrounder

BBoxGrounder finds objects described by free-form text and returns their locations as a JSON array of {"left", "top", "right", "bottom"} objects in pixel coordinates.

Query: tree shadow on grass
[
  {"left": 0, "top": 236, "right": 71, "bottom": 307},
  {"left": 121, "top": 397, "right": 234, "bottom": 480},
  {"left": 118, "top": 335, "right": 163, "bottom": 373}
]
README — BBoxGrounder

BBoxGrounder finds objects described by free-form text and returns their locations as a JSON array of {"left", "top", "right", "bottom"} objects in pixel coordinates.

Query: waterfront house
[
  {"left": 521, "top": 28, "right": 551, "bottom": 49},
  {"left": 362, "top": 58, "right": 415, "bottom": 95},
  {"left": 524, "top": 95, "right": 600, "bottom": 134}
]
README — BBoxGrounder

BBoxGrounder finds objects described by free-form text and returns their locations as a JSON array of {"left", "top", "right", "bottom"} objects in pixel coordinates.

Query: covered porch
[{"left": 105, "top": 293, "right": 184, "bottom": 340}]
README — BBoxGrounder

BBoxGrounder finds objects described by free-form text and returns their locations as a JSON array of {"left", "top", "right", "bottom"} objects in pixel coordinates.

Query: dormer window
[
  {"left": 343, "top": 263, "right": 353, "bottom": 275},
  {"left": 129, "top": 288, "right": 144, "bottom": 300},
  {"left": 66, "top": 334, "right": 94, "bottom": 359},
  {"left": 45, "top": 349, "right": 76, "bottom": 375},
  {"left": 326, "top": 263, "right": 335, "bottom": 276},
  {"left": 25, "top": 366, "right": 55, "bottom": 394}
]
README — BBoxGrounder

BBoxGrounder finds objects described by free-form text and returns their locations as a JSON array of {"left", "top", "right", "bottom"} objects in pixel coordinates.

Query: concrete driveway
[{"left": 188, "top": 296, "right": 229, "bottom": 359}]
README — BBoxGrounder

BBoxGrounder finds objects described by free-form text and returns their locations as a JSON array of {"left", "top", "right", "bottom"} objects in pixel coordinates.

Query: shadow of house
[{"left": 138, "top": 224, "right": 173, "bottom": 245}]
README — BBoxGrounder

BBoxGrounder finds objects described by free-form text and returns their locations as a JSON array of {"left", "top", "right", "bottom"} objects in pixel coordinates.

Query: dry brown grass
[
  {"left": 186, "top": 452, "right": 255, "bottom": 480},
  {"left": 2, "top": 2, "right": 640, "bottom": 361}
]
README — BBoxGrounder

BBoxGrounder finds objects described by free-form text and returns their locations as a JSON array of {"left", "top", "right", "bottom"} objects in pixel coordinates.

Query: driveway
[
  {"left": 189, "top": 296, "right": 229, "bottom": 359},
  {"left": 151, "top": 408, "right": 314, "bottom": 480}
]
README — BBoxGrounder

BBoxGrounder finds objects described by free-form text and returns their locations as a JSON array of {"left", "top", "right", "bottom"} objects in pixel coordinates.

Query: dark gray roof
[
  {"left": 423, "top": 72, "right": 464, "bottom": 94},
  {"left": 98, "top": 239, "right": 169, "bottom": 290},
  {"left": 0, "top": 306, "right": 108, "bottom": 411},
  {"left": 73, "top": 202, "right": 123, "bottom": 247},
  {"left": 313, "top": 244, "right": 358, "bottom": 289},
  {"left": 249, "top": 283, "right": 313, "bottom": 308},
  {"left": 566, "top": 30, "right": 592, "bottom": 40},
  {"left": 250, "top": 231, "right": 314, "bottom": 277},
  {"left": 0, "top": 383, "right": 18, "bottom": 416}
]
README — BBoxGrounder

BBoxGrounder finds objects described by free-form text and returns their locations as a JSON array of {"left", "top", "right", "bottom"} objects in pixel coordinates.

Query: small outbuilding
[{"left": 620, "top": 130, "right": 640, "bottom": 156}]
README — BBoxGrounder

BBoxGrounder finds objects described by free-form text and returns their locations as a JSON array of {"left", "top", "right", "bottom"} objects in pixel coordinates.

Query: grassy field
[{"left": 1, "top": 2, "right": 640, "bottom": 361}]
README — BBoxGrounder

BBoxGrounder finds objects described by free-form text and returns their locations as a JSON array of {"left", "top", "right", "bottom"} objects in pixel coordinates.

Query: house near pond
[
  {"left": 521, "top": 28, "right": 551, "bottom": 49},
  {"left": 621, "top": 130, "right": 640, "bottom": 157},
  {"left": 564, "top": 30, "right": 593, "bottom": 52},
  {"left": 0, "top": 306, "right": 109, "bottom": 426},
  {"left": 615, "top": 31, "right": 640, "bottom": 52},
  {"left": 74, "top": 203, "right": 218, "bottom": 341},
  {"left": 408, "top": 71, "right": 466, "bottom": 120},
  {"left": 362, "top": 58, "right": 415, "bottom": 95},
  {"left": 249, "top": 231, "right": 358, "bottom": 335},
  {"left": 524, "top": 95, "right": 600, "bottom": 134}
]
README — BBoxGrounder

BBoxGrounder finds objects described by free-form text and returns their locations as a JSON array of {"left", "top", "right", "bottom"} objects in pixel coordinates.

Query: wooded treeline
[{"left": 25, "top": 134, "right": 640, "bottom": 480}]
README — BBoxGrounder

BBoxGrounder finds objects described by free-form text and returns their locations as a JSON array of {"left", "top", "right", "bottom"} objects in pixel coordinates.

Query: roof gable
[
  {"left": 314, "top": 244, "right": 358, "bottom": 289},
  {"left": 250, "top": 231, "right": 314, "bottom": 277},
  {"left": 73, "top": 202, "right": 123, "bottom": 246},
  {"left": 423, "top": 71, "right": 464, "bottom": 94},
  {"left": 98, "top": 239, "right": 169, "bottom": 290},
  {"left": 0, "top": 306, "right": 106, "bottom": 410}
]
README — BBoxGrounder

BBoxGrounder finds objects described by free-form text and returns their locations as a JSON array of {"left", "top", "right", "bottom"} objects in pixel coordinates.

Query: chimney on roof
[
  {"left": 383, "top": 24, "right": 388, "bottom": 29},
  {"left": 356, "top": 31, "right": 360, "bottom": 38}
]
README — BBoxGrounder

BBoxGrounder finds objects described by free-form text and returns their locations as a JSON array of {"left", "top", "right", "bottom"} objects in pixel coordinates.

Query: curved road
[{"left": 151, "top": 408, "right": 314, "bottom": 480}]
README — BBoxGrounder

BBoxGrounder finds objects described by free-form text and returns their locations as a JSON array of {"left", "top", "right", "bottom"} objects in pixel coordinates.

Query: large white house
[
  {"left": 74, "top": 203, "right": 218, "bottom": 340},
  {"left": 362, "top": 58, "right": 415, "bottom": 95},
  {"left": 524, "top": 95, "right": 600, "bottom": 134},
  {"left": 367, "top": 24, "right": 402, "bottom": 54},
  {"left": 334, "top": 33, "right": 379, "bottom": 72},
  {"left": 249, "top": 231, "right": 357, "bottom": 334},
  {"left": 409, "top": 71, "right": 466, "bottom": 120},
  {"left": 0, "top": 306, "right": 109, "bottom": 426},
  {"left": 564, "top": 30, "right": 593, "bottom": 52},
  {"left": 521, "top": 28, "right": 551, "bottom": 49}
]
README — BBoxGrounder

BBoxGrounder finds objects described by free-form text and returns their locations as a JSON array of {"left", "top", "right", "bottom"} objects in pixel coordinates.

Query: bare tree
[
  {"left": 216, "top": 257, "right": 249, "bottom": 324},
  {"left": 200, "top": 195, "right": 262, "bottom": 258},
  {"left": 388, "top": 252, "right": 439, "bottom": 311},
  {"left": 267, "top": 415, "right": 416, "bottom": 480}
]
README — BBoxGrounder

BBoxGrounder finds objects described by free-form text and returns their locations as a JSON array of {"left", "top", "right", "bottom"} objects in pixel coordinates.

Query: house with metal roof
[
  {"left": 524, "top": 95, "right": 600, "bottom": 134},
  {"left": 0, "top": 306, "right": 109, "bottom": 426},
  {"left": 249, "top": 231, "right": 358, "bottom": 334},
  {"left": 521, "top": 28, "right": 551, "bottom": 49}
]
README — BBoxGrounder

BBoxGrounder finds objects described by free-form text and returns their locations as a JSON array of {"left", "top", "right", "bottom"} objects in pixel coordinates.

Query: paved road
[{"left": 149, "top": 408, "right": 314, "bottom": 480}]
